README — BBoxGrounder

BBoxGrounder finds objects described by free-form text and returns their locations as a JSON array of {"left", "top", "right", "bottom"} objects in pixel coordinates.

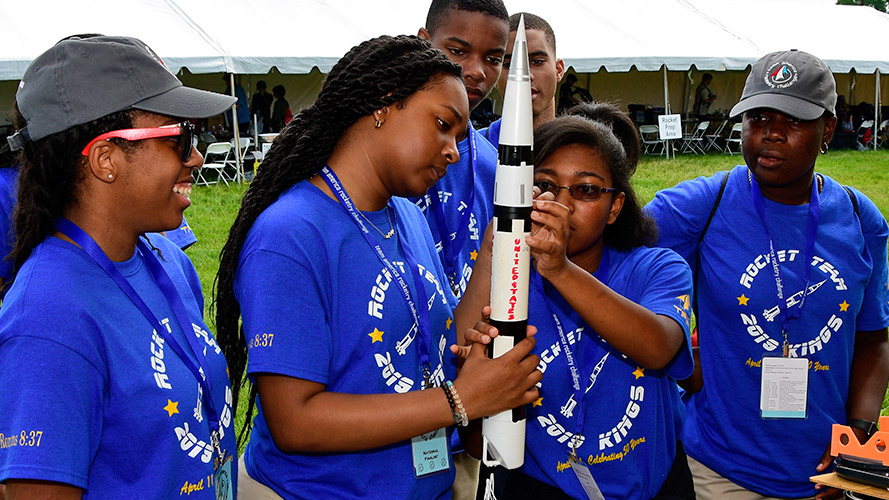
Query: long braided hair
[{"left": 214, "top": 35, "right": 462, "bottom": 443}]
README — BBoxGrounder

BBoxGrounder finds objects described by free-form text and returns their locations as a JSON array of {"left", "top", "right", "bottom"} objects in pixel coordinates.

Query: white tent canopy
[{"left": 2, "top": 0, "right": 888, "bottom": 126}]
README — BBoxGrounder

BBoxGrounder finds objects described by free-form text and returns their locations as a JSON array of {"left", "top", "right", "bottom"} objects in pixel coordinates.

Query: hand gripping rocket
[{"left": 483, "top": 15, "right": 533, "bottom": 470}]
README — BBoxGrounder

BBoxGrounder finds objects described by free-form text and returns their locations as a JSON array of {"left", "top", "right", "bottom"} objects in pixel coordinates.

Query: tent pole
[
  {"left": 664, "top": 65, "right": 671, "bottom": 159},
  {"left": 229, "top": 73, "right": 243, "bottom": 184},
  {"left": 875, "top": 70, "right": 880, "bottom": 151}
]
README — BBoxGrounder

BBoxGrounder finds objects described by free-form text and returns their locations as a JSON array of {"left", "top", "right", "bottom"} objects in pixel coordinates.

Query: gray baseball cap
[
  {"left": 730, "top": 49, "right": 836, "bottom": 121},
  {"left": 8, "top": 35, "right": 236, "bottom": 150}
]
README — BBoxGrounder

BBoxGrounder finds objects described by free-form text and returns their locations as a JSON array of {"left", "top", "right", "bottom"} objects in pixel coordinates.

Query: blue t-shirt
[
  {"left": 411, "top": 123, "right": 497, "bottom": 298},
  {"left": 645, "top": 165, "right": 889, "bottom": 497},
  {"left": 236, "top": 181, "right": 458, "bottom": 500},
  {"left": 165, "top": 215, "right": 198, "bottom": 250},
  {"left": 0, "top": 233, "right": 235, "bottom": 498},
  {"left": 0, "top": 165, "right": 18, "bottom": 280},
  {"left": 480, "top": 118, "right": 502, "bottom": 148},
  {"left": 520, "top": 246, "right": 693, "bottom": 500}
]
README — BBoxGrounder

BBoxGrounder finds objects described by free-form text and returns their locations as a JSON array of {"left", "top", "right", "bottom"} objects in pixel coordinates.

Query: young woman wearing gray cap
[
  {"left": 0, "top": 35, "right": 237, "bottom": 499},
  {"left": 646, "top": 50, "right": 889, "bottom": 499}
]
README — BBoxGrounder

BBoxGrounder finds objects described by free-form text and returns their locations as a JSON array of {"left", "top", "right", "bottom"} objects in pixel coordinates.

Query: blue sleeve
[
  {"left": 644, "top": 170, "right": 732, "bottom": 267},
  {"left": 850, "top": 188, "right": 889, "bottom": 331},
  {"left": 637, "top": 250, "right": 694, "bottom": 380},
  {"left": 0, "top": 336, "right": 103, "bottom": 489},
  {"left": 237, "top": 249, "right": 332, "bottom": 385}
]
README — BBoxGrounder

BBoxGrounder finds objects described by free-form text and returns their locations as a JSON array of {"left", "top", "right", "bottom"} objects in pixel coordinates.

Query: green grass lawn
[{"left": 186, "top": 149, "right": 889, "bottom": 440}]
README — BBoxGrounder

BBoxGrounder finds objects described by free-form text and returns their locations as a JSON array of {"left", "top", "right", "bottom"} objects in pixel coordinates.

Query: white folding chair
[
  {"left": 195, "top": 142, "right": 233, "bottom": 186},
  {"left": 857, "top": 120, "right": 874, "bottom": 150},
  {"left": 704, "top": 119, "right": 728, "bottom": 152},
  {"left": 680, "top": 121, "right": 709, "bottom": 154},
  {"left": 878, "top": 119, "right": 889, "bottom": 149},
  {"left": 639, "top": 125, "right": 665, "bottom": 155},
  {"left": 723, "top": 123, "right": 742, "bottom": 155},
  {"left": 225, "top": 137, "right": 252, "bottom": 182}
]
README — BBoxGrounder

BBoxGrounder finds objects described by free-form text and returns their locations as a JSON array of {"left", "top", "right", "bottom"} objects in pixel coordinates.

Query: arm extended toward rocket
[{"left": 483, "top": 15, "right": 533, "bottom": 470}]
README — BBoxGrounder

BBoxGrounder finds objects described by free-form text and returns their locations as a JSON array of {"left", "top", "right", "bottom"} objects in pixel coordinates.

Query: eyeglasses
[
  {"left": 80, "top": 121, "right": 197, "bottom": 162},
  {"left": 534, "top": 180, "right": 619, "bottom": 202}
]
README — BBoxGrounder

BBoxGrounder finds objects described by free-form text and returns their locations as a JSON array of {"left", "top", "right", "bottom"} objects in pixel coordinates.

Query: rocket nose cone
[{"left": 509, "top": 15, "right": 530, "bottom": 79}]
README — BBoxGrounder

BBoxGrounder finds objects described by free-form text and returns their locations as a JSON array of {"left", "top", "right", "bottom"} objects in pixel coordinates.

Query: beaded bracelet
[{"left": 444, "top": 380, "right": 469, "bottom": 427}]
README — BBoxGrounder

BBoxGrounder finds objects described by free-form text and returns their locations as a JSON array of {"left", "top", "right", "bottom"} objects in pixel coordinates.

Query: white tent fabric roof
[{"left": 2, "top": 0, "right": 888, "bottom": 81}]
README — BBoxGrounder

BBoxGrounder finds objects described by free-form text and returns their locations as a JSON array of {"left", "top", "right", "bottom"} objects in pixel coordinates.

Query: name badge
[
  {"left": 411, "top": 427, "right": 451, "bottom": 477},
  {"left": 214, "top": 454, "right": 234, "bottom": 500},
  {"left": 760, "top": 356, "right": 808, "bottom": 419},
  {"left": 569, "top": 457, "right": 605, "bottom": 500}
]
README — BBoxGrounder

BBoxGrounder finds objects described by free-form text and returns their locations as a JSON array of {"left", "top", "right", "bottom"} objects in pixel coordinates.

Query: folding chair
[
  {"left": 680, "top": 121, "right": 709, "bottom": 154},
  {"left": 878, "top": 120, "right": 889, "bottom": 149},
  {"left": 225, "top": 137, "right": 252, "bottom": 182},
  {"left": 639, "top": 125, "right": 665, "bottom": 155},
  {"left": 723, "top": 123, "right": 742, "bottom": 155},
  {"left": 194, "top": 142, "right": 233, "bottom": 186},
  {"left": 704, "top": 119, "right": 728, "bottom": 152},
  {"left": 856, "top": 120, "right": 874, "bottom": 150}
]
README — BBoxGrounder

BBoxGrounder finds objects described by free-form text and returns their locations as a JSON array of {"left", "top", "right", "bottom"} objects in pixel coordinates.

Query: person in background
[
  {"left": 270, "top": 84, "right": 290, "bottom": 133},
  {"left": 251, "top": 80, "right": 274, "bottom": 134},
  {"left": 0, "top": 34, "right": 237, "bottom": 499},
  {"left": 416, "top": 1, "right": 510, "bottom": 497},
  {"left": 646, "top": 49, "right": 889, "bottom": 500},
  {"left": 224, "top": 72, "right": 251, "bottom": 135},
  {"left": 693, "top": 73, "right": 717, "bottom": 118},
  {"left": 214, "top": 34, "right": 541, "bottom": 500},
  {"left": 482, "top": 11, "right": 565, "bottom": 147}
]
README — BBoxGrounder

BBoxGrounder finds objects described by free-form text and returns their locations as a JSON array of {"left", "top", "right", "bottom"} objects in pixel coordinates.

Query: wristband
[
  {"left": 848, "top": 418, "right": 878, "bottom": 438},
  {"left": 443, "top": 380, "right": 469, "bottom": 427}
]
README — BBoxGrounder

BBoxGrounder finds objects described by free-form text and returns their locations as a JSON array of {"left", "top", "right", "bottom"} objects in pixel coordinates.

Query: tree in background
[{"left": 837, "top": 0, "right": 888, "bottom": 12}]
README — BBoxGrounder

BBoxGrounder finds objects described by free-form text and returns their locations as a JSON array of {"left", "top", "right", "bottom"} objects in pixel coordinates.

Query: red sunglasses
[{"left": 80, "top": 121, "right": 197, "bottom": 162}]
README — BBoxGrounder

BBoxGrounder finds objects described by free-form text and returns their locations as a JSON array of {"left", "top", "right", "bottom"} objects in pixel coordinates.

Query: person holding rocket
[
  {"left": 214, "top": 34, "right": 542, "bottom": 500},
  {"left": 459, "top": 102, "right": 696, "bottom": 500}
]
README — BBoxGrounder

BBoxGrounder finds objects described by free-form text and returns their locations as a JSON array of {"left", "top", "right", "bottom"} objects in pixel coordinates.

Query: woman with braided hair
[{"left": 216, "top": 34, "right": 541, "bottom": 499}]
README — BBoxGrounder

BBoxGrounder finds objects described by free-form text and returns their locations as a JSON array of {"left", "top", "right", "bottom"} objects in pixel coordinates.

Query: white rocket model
[{"left": 483, "top": 15, "right": 533, "bottom": 471}]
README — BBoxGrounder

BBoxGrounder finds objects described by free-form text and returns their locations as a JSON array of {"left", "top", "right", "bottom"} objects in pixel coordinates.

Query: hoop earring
[{"left": 820, "top": 142, "right": 829, "bottom": 154}]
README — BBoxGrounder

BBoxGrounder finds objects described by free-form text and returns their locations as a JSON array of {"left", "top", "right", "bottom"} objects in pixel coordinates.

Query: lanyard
[
  {"left": 53, "top": 218, "right": 225, "bottom": 458},
  {"left": 748, "top": 171, "right": 820, "bottom": 356},
  {"left": 430, "top": 127, "right": 477, "bottom": 293},
  {"left": 534, "top": 248, "right": 611, "bottom": 446},
  {"left": 320, "top": 167, "right": 435, "bottom": 384}
]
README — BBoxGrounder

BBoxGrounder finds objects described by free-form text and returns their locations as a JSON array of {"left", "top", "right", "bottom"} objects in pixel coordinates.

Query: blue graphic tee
[
  {"left": 410, "top": 123, "right": 497, "bottom": 298},
  {"left": 520, "top": 245, "right": 693, "bottom": 500},
  {"left": 646, "top": 165, "right": 889, "bottom": 497},
  {"left": 0, "top": 233, "right": 235, "bottom": 498},
  {"left": 236, "top": 181, "right": 458, "bottom": 499}
]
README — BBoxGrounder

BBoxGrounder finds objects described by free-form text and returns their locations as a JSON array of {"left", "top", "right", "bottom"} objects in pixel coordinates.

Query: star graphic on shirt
[
  {"left": 446, "top": 317, "right": 453, "bottom": 330},
  {"left": 839, "top": 301, "right": 850, "bottom": 312},
  {"left": 532, "top": 397, "right": 543, "bottom": 407},
  {"left": 737, "top": 294, "right": 750, "bottom": 306},
  {"left": 368, "top": 328, "right": 384, "bottom": 343},
  {"left": 632, "top": 367, "right": 645, "bottom": 380},
  {"left": 470, "top": 250, "right": 478, "bottom": 261},
  {"left": 164, "top": 399, "right": 179, "bottom": 417}
]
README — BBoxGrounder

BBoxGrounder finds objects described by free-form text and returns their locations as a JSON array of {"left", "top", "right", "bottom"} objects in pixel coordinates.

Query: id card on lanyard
[
  {"left": 749, "top": 171, "right": 819, "bottom": 419},
  {"left": 53, "top": 219, "right": 232, "bottom": 499},
  {"left": 320, "top": 167, "right": 451, "bottom": 477},
  {"left": 534, "top": 249, "right": 610, "bottom": 500}
]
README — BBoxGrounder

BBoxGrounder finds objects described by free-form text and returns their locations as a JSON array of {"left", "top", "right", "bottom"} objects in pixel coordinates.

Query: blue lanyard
[
  {"left": 534, "top": 248, "right": 611, "bottom": 440},
  {"left": 748, "top": 171, "right": 820, "bottom": 356},
  {"left": 430, "top": 128, "right": 477, "bottom": 293},
  {"left": 320, "top": 167, "right": 435, "bottom": 384},
  {"left": 53, "top": 218, "right": 225, "bottom": 458}
]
